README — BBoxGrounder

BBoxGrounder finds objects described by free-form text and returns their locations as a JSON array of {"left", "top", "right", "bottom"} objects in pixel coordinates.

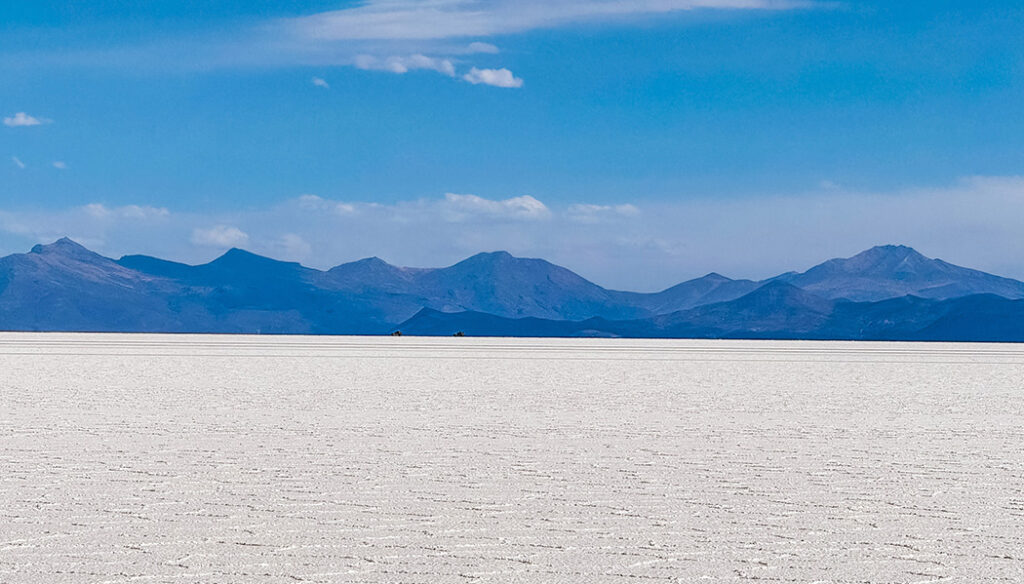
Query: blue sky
[{"left": 2, "top": 1, "right": 1024, "bottom": 290}]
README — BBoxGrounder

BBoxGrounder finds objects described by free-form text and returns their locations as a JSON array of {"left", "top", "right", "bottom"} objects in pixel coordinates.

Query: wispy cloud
[
  {"left": 354, "top": 54, "right": 456, "bottom": 76},
  {"left": 83, "top": 203, "right": 170, "bottom": 220},
  {"left": 52, "top": 161, "right": 68, "bottom": 170},
  {"left": 294, "top": 192, "right": 552, "bottom": 222},
  {"left": 297, "top": 194, "right": 357, "bottom": 215},
  {"left": 0, "top": 0, "right": 818, "bottom": 91},
  {"left": 268, "top": 0, "right": 812, "bottom": 85},
  {"left": 11, "top": 157, "right": 26, "bottom": 169},
  {"left": 568, "top": 203, "right": 640, "bottom": 223},
  {"left": 4, "top": 112, "right": 51, "bottom": 127},
  {"left": 289, "top": 0, "right": 810, "bottom": 41},
  {"left": 442, "top": 193, "right": 550, "bottom": 220},
  {"left": 466, "top": 42, "right": 500, "bottom": 54}
]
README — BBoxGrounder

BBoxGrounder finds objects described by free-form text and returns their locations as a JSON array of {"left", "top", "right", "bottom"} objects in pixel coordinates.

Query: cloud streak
[
  {"left": 278, "top": 0, "right": 814, "bottom": 86},
  {"left": 567, "top": 203, "right": 640, "bottom": 223},
  {"left": 289, "top": 0, "right": 811, "bottom": 41},
  {"left": 441, "top": 193, "right": 550, "bottom": 220},
  {"left": 1, "top": 0, "right": 820, "bottom": 90},
  {"left": 354, "top": 53, "right": 456, "bottom": 76}
]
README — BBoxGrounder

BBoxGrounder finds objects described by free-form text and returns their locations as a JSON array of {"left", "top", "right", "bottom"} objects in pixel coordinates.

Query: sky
[{"left": 2, "top": 0, "right": 1024, "bottom": 291}]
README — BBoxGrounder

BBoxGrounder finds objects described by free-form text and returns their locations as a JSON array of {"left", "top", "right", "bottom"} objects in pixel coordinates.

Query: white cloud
[
  {"left": 311, "top": 76, "right": 330, "bottom": 88},
  {"left": 12, "top": 157, "right": 26, "bottom": 169},
  {"left": 53, "top": 161, "right": 68, "bottom": 170},
  {"left": 4, "top": 112, "right": 51, "bottom": 127},
  {"left": 84, "top": 203, "right": 170, "bottom": 220},
  {"left": 295, "top": 192, "right": 551, "bottom": 222},
  {"left": 289, "top": 0, "right": 809, "bottom": 41},
  {"left": 120, "top": 205, "right": 171, "bottom": 219},
  {"left": 190, "top": 225, "right": 250, "bottom": 248},
  {"left": 462, "top": 67, "right": 523, "bottom": 88},
  {"left": 354, "top": 54, "right": 456, "bottom": 76},
  {"left": 442, "top": 193, "right": 550, "bottom": 220}
]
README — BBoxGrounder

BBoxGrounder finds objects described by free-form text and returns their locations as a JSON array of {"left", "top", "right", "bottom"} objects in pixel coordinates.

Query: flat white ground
[{"left": 1, "top": 334, "right": 1023, "bottom": 583}]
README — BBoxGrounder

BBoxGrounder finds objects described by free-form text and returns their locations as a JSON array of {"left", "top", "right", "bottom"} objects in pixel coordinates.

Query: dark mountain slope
[
  {"left": 3, "top": 239, "right": 1023, "bottom": 339},
  {"left": 655, "top": 282, "right": 836, "bottom": 337},
  {"left": 118, "top": 254, "right": 196, "bottom": 280},
  {"left": 320, "top": 251, "right": 651, "bottom": 322},
  {"left": 400, "top": 289, "right": 1024, "bottom": 342},
  {"left": 122, "top": 247, "right": 387, "bottom": 333},
  {"left": 914, "top": 295, "right": 1024, "bottom": 342},
  {"left": 0, "top": 239, "right": 185, "bottom": 331},
  {"left": 411, "top": 251, "right": 648, "bottom": 320},
  {"left": 614, "top": 273, "right": 760, "bottom": 314},
  {"left": 324, "top": 257, "right": 424, "bottom": 293}
]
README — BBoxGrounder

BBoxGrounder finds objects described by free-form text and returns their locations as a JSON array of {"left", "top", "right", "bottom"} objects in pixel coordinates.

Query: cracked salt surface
[{"left": 1, "top": 333, "right": 1023, "bottom": 583}]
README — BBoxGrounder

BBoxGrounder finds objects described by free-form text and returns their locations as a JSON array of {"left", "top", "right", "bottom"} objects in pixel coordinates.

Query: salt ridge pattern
[{"left": 2, "top": 334, "right": 1023, "bottom": 583}]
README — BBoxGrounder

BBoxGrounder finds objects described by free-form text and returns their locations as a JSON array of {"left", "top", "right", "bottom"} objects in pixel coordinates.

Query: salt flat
[{"left": 1, "top": 334, "right": 1023, "bottom": 583}]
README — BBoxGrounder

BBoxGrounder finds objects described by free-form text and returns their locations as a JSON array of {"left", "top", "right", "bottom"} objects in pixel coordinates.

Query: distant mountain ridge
[
  {"left": 771, "top": 245, "right": 1024, "bottom": 301},
  {"left": 401, "top": 290, "right": 1024, "bottom": 342},
  {"left": 1, "top": 238, "right": 1022, "bottom": 341}
]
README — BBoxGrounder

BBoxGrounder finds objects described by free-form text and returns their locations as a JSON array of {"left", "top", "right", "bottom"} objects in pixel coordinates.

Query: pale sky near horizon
[{"left": 2, "top": 1, "right": 1023, "bottom": 290}]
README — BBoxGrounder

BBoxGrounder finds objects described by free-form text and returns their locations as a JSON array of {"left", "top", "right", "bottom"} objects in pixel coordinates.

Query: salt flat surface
[{"left": 2, "top": 334, "right": 1023, "bottom": 583}]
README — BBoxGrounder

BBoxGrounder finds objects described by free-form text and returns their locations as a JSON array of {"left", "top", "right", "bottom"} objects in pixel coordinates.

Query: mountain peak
[
  {"left": 748, "top": 280, "right": 805, "bottom": 296},
  {"left": 29, "top": 238, "right": 102, "bottom": 261},
  {"left": 200, "top": 247, "right": 310, "bottom": 279},
  {"left": 219, "top": 247, "right": 257, "bottom": 259},
  {"left": 858, "top": 244, "right": 923, "bottom": 260},
  {"left": 327, "top": 255, "right": 409, "bottom": 275},
  {"left": 31, "top": 237, "right": 85, "bottom": 253},
  {"left": 732, "top": 281, "right": 835, "bottom": 312},
  {"left": 836, "top": 245, "right": 933, "bottom": 274},
  {"left": 780, "top": 244, "right": 1024, "bottom": 302},
  {"left": 326, "top": 255, "right": 414, "bottom": 283},
  {"left": 700, "top": 272, "right": 732, "bottom": 282},
  {"left": 465, "top": 250, "right": 515, "bottom": 262},
  {"left": 208, "top": 247, "right": 286, "bottom": 266},
  {"left": 357, "top": 256, "right": 389, "bottom": 265},
  {"left": 448, "top": 250, "right": 528, "bottom": 271}
]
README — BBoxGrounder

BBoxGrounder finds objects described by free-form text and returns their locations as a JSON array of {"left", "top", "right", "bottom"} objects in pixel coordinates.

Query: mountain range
[{"left": 1, "top": 238, "right": 1022, "bottom": 341}]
